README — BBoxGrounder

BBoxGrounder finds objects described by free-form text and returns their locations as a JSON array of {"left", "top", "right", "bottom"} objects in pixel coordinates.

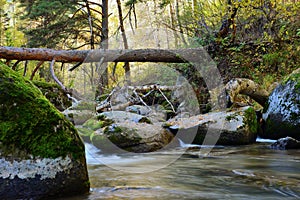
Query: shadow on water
[{"left": 61, "top": 141, "right": 300, "bottom": 200}]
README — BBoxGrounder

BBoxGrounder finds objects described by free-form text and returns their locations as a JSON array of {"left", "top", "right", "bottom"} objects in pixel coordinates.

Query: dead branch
[
  {"left": 127, "top": 84, "right": 181, "bottom": 91},
  {"left": 49, "top": 59, "right": 66, "bottom": 92},
  {"left": 158, "top": 88, "right": 175, "bottom": 113},
  {"left": 30, "top": 61, "right": 44, "bottom": 80}
]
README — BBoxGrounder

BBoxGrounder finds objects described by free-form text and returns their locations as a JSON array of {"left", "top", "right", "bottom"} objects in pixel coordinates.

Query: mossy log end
[{"left": 226, "top": 78, "right": 270, "bottom": 107}]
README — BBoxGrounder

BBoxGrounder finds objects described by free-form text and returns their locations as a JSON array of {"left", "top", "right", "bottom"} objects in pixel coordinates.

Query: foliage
[{"left": 19, "top": 0, "right": 102, "bottom": 49}]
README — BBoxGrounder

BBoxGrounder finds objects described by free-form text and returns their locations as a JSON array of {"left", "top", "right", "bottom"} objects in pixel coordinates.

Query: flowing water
[{"left": 63, "top": 139, "right": 300, "bottom": 200}]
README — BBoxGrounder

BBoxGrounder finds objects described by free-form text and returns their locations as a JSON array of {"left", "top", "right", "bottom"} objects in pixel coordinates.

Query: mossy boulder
[
  {"left": 91, "top": 122, "right": 174, "bottom": 153},
  {"left": 261, "top": 69, "right": 300, "bottom": 140},
  {"left": 33, "top": 80, "right": 72, "bottom": 111},
  {"left": 88, "top": 111, "right": 175, "bottom": 153},
  {"left": 0, "top": 64, "right": 89, "bottom": 199},
  {"left": 166, "top": 106, "right": 258, "bottom": 145}
]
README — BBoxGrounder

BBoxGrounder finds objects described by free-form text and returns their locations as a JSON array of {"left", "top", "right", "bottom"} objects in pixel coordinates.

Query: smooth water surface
[{"left": 63, "top": 141, "right": 300, "bottom": 200}]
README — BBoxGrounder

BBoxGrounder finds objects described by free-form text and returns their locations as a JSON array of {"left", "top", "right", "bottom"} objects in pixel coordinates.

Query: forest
[
  {"left": 0, "top": 0, "right": 300, "bottom": 199},
  {"left": 1, "top": 0, "right": 299, "bottom": 95}
]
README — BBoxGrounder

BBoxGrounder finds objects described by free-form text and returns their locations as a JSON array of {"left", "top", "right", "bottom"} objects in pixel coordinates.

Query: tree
[{"left": 19, "top": 0, "right": 102, "bottom": 49}]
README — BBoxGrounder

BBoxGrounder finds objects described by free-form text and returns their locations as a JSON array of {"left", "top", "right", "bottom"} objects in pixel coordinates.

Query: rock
[
  {"left": 33, "top": 80, "right": 72, "bottom": 111},
  {"left": 0, "top": 64, "right": 89, "bottom": 199},
  {"left": 261, "top": 69, "right": 300, "bottom": 140},
  {"left": 91, "top": 122, "right": 175, "bottom": 153},
  {"left": 63, "top": 100, "right": 96, "bottom": 125},
  {"left": 271, "top": 137, "right": 300, "bottom": 150},
  {"left": 100, "top": 111, "right": 152, "bottom": 124},
  {"left": 63, "top": 109, "right": 95, "bottom": 125},
  {"left": 126, "top": 105, "right": 151, "bottom": 115},
  {"left": 126, "top": 104, "right": 168, "bottom": 122},
  {"left": 166, "top": 106, "right": 258, "bottom": 145},
  {"left": 86, "top": 111, "right": 175, "bottom": 153}
]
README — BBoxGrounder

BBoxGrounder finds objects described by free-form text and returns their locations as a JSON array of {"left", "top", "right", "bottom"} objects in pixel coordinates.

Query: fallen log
[
  {"left": 0, "top": 46, "right": 209, "bottom": 65},
  {"left": 225, "top": 78, "right": 269, "bottom": 107}
]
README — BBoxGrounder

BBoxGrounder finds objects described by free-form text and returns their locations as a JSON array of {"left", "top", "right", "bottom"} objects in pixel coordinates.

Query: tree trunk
[
  {"left": 0, "top": 46, "right": 209, "bottom": 65},
  {"left": 116, "top": 0, "right": 131, "bottom": 83},
  {"left": 99, "top": 0, "right": 109, "bottom": 95}
]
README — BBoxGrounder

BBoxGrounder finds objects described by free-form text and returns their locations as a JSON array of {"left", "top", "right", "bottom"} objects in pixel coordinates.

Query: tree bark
[{"left": 0, "top": 46, "right": 209, "bottom": 65}]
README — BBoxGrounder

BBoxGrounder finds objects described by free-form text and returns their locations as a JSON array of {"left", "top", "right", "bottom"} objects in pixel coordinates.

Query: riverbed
[{"left": 62, "top": 139, "right": 300, "bottom": 200}]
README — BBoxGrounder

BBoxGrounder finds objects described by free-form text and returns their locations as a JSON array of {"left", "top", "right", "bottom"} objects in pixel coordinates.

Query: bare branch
[
  {"left": 30, "top": 61, "right": 44, "bottom": 80},
  {"left": 49, "top": 59, "right": 66, "bottom": 92}
]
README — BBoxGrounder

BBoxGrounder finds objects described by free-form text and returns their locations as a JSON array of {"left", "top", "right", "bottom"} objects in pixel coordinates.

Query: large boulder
[
  {"left": 261, "top": 69, "right": 300, "bottom": 140},
  {"left": 80, "top": 111, "right": 175, "bottom": 153},
  {"left": 0, "top": 64, "right": 89, "bottom": 199},
  {"left": 166, "top": 106, "right": 258, "bottom": 145}
]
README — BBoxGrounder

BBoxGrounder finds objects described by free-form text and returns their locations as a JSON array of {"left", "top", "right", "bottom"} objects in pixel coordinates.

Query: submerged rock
[
  {"left": 271, "top": 137, "right": 300, "bottom": 150},
  {"left": 0, "top": 64, "right": 89, "bottom": 199},
  {"left": 261, "top": 69, "right": 300, "bottom": 140},
  {"left": 166, "top": 106, "right": 258, "bottom": 145}
]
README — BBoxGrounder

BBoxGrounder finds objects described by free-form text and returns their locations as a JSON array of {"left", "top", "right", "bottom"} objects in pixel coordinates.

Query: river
[{"left": 62, "top": 139, "right": 300, "bottom": 200}]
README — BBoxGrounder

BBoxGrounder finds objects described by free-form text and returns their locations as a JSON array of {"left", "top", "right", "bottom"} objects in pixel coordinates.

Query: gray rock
[
  {"left": 126, "top": 105, "right": 151, "bottom": 115},
  {"left": 262, "top": 69, "right": 300, "bottom": 140},
  {"left": 271, "top": 137, "right": 300, "bottom": 150},
  {"left": 166, "top": 106, "right": 258, "bottom": 145},
  {"left": 100, "top": 111, "right": 152, "bottom": 124}
]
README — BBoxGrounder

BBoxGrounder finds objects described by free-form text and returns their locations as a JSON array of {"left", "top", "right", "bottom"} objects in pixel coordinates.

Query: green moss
[
  {"left": 243, "top": 107, "right": 258, "bottom": 134},
  {"left": 139, "top": 117, "right": 152, "bottom": 124},
  {"left": 0, "top": 64, "right": 84, "bottom": 159},
  {"left": 96, "top": 115, "right": 114, "bottom": 127},
  {"left": 225, "top": 114, "right": 238, "bottom": 121},
  {"left": 282, "top": 70, "right": 300, "bottom": 90},
  {"left": 32, "top": 80, "right": 60, "bottom": 90},
  {"left": 32, "top": 80, "right": 72, "bottom": 110}
]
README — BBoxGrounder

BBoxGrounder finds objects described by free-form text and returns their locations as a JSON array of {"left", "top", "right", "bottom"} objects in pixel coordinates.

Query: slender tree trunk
[
  {"left": 175, "top": 0, "right": 187, "bottom": 46},
  {"left": 116, "top": 0, "right": 130, "bottom": 84},
  {"left": 99, "top": 0, "right": 109, "bottom": 95},
  {"left": 169, "top": 2, "right": 179, "bottom": 47},
  {"left": 85, "top": 0, "right": 95, "bottom": 49}
]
